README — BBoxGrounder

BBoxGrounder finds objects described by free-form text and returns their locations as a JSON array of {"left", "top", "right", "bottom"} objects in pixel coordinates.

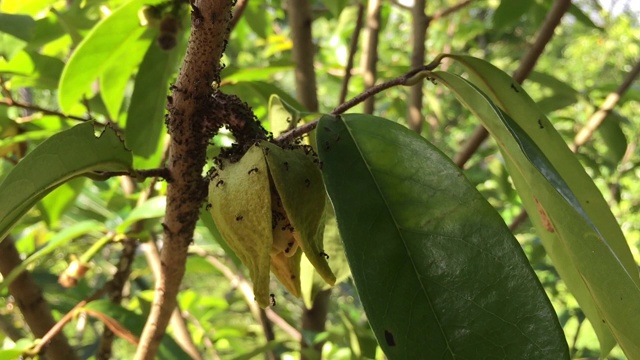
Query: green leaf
[
  {"left": 242, "top": 1, "right": 270, "bottom": 39},
  {"left": 492, "top": 0, "right": 534, "bottom": 30},
  {"left": 37, "top": 177, "right": 85, "bottom": 228},
  {"left": 432, "top": 54, "right": 640, "bottom": 357},
  {"left": 100, "top": 32, "right": 154, "bottom": 120},
  {"left": 317, "top": 114, "right": 568, "bottom": 359},
  {"left": 568, "top": 3, "right": 604, "bottom": 31},
  {"left": 0, "top": 338, "right": 36, "bottom": 360},
  {"left": 0, "top": 13, "right": 35, "bottom": 41},
  {"left": 596, "top": 112, "right": 628, "bottom": 166},
  {"left": 0, "top": 122, "right": 133, "bottom": 243},
  {"left": 116, "top": 196, "right": 166, "bottom": 233},
  {"left": 125, "top": 38, "right": 182, "bottom": 157},
  {"left": 0, "top": 220, "right": 105, "bottom": 291},
  {"left": 261, "top": 141, "right": 335, "bottom": 285},
  {"left": 57, "top": 0, "right": 163, "bottom": 112},
  {"left": 198, "top": 205, "right": 242, "bottom": 268},
  {"left": 81, "top": 300, "right": 189, "bottom": 359}
]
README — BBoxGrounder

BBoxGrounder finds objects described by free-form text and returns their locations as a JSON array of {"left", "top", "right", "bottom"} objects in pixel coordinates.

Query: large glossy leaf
[
  {"left": 57, "top": 0, "right": 162, "bottom": 112},
  {"left": 431, "top": 55, "right": 640, "bottom": 357},
  {"left": 0, "top": 122, "right": 132, "bottom": 242},
  {"left": 317, "top": 114, "right": 568, "bottom": 359}
]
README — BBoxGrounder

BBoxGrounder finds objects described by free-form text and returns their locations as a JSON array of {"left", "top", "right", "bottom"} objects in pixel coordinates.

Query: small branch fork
[{"left": 276, "top": 57, "right": 443, "bottom": 142}]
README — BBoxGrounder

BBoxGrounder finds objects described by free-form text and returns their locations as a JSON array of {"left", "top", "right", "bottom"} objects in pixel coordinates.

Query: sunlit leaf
[
  {"left": 432, "top": 54, "right": 640, "bottom": 357},
  {"left": 0, "top": 122, "right": 132, "bottom": 242}
]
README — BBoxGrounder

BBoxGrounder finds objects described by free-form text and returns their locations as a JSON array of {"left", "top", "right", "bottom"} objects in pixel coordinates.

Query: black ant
[
  {"left": 283, "top": 162, "right": 289, "bottom": 171},
  {"left": 216, "top": 180, "right": 224, "bottom": 187},
  {"left": 270, "top": 293, "right": 276, "bottom": 306},
  {"left": 304, "top": 179, "right": 311, "bottom": 188},
  {"left": 511, "top": 83, "right": 519, "bottom": 93},
  {"left": 537, "top": 119, "right": 544, "bottom": 129},
  {"left": 205, "top": 203, "right": 212, "bottom": 211},
  {"left": 320, "top": 251, "right": 330, "bottom": 259},
  {"left": 235, "top": 215, "right": 243, "bottom": 221},
  {"left": 284, "top": 241, "right": 294, "bottom": 253},
  {"left": 248, "top": 167, "right": 258, "bottom": 175}
]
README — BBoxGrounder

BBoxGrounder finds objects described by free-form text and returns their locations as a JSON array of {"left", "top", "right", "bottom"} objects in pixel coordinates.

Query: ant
[
  {"left": 270, "top": 293, "right": 276, "bottom": 306},
  {"left": 320, "top": 251, "right": 330, "bottom": 260},
  {"left": 235, "top": 215, "right": 243, "bottom": 221},
  {"left": 304, "top": 179, "right": 311, "bottom": 188},
  {"left": 248, "top": 167, "right": 258, "bottom": 175},
  {"left": 216, "top": 180, "right": 224, "bottom": 187},
  {"left": 205, "top": 203, "right": 212, "bottom": 211}
]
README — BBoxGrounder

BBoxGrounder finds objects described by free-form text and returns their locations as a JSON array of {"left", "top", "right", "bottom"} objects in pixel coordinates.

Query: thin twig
[
  {"left": 0, "top": 78, "right": 13, "bottom": 101},
  {"left": 408, "top": 0, "right": 428, "bottom": 133},
  {"left": 27, "top": 287, "right": 107, "bottom": 357},
  {"left": 229, "top": 0, "right": 248, "bottom": 31},
  {"left": 276, "top": 58, "right": 443, "bottom": 143},
  {"left": 0, "top": 99, "right": 90, "bottom": 122},
  {"left": 338, "top": 3, "right": 365, "bottom": 105},
  {"left": 88, "top": 168, "right": 173, "bottom": 182},
  {"left": 453, "top": 0, "right": 572, "bottom": 168},
  {"left": 429, "top": 0, "right": 474, "bottom": 21}
]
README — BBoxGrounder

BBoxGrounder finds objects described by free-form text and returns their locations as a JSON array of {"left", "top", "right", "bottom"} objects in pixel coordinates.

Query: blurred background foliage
[{"left": 0, "top": 0, "right": 639, "bottom": 358}]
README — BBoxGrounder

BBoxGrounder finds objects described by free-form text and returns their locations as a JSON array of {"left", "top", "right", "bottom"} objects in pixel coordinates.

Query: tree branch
[
  {"left": 429, "top": 0, "right": 474, "bottom": 21},
  {"left": 276, "top": 58, "right": 443, "bottom": 143},
  {"left": 0, "top": 98, "right": 91, "bottom": 122},
  {"left": 453, "top": 0, "right": 572, "bottom": 168},
  {"left": 338, "top": 2, "right": 365, "bottom": 105},
  {"left": 361, "top": 0, "right": 382, "bottom": 114},
  {"left": 288, "top": 0, "right": 319, "bottom": 113},
  {"left": 408, "top": 0, "right": 428, "bottom": 133},
  {"left": 134, "top": 0, "right": 233, "bottom": 358},
  {"left": 0, "top": 236, "right": 79, "bottom": 360}
]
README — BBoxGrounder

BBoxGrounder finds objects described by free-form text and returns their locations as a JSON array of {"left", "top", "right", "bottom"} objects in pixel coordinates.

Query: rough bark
[{"left": 134, "top": 1, "right": 233, "bottom": 358}]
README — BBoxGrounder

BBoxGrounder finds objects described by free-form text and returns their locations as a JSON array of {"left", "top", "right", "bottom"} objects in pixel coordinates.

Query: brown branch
[
  {"left": 361, "top": 0, "right": 382, "bottom": 114},
  {"left": 338, "top": 3, "right": 365, "bottom": 105},
  {"left": 87, "top": 168, "right": 173, "bottom": 182},
  {"left": 229, "top": 0, "right": 248, "bottom": 31},
  {"left": 288, "top": 0, "right": 319, "bottom": 112},
  {"left": 276, "top": 58, "right": 443, "bottom": 142},
  {"left": 27, "top": 288, "right": 107, "bottom": 357},
  {"left": 134, "top": 0, "right": 233, "bottom": 358},
  {"left": 571, "top": 58, "right": 640, "bottom": 152},
  {"left": 0, "top": 236, "right": 79, "bottom": 360},
  {"left": 142, "top": 240, "right": 205, "bottom": 360},
  {"left": 429, "top": 0, "right": 474, "bottom": 21},
  {"left": 408, "top": 0, "right": 428, "bottom": 133},
  {"left": 453, "top": 0, "right": 572, "bottom": 168},
  {"left": 0, "top": 98, "right": 90, "bottom": 122}
]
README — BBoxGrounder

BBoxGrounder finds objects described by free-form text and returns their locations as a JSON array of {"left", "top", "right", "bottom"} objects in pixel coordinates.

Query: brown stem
[
  {"left": 276, "top": 58, "right": 443, "bottom": 142},
  {"left": 287, "top": 0, "right": 319, "bottom": 112},
  {"left": 338, "top": 3, "right": 365, "bottom": 105},
  {"left": 429, "top": 0, "right": 474, "bottom": 21},
  {"left": 134, "top": 0, "right": 232, "bottom": 358},
  {"left": 361, "top": 0, "right": 382, "bottom": 114},
  {"left": 453, "top": 0, "right": 572, "bottom": 169},
  {"left": 0, "top": 98, "right": 90, "bottom": 122},
  {"left": 571, "top": 58, "right": 640, "bottom": 151},
  {"left": 87, "top": 168, "right": 173, "bottom": 182},
  {"left": 0, "top": 236, "right": 79, "bottom": 360},
  {"left": 28, "top": 288, "right": 107, "bottom": 357},
  {"left": 229, "top": 0, "right": 248, "bottom": 31},
  {"left": 408, "top": 0, "right": 428, "bottom": 133},
  {"left": 142, "top": 240, "right": 205, "bottom": 360}
]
